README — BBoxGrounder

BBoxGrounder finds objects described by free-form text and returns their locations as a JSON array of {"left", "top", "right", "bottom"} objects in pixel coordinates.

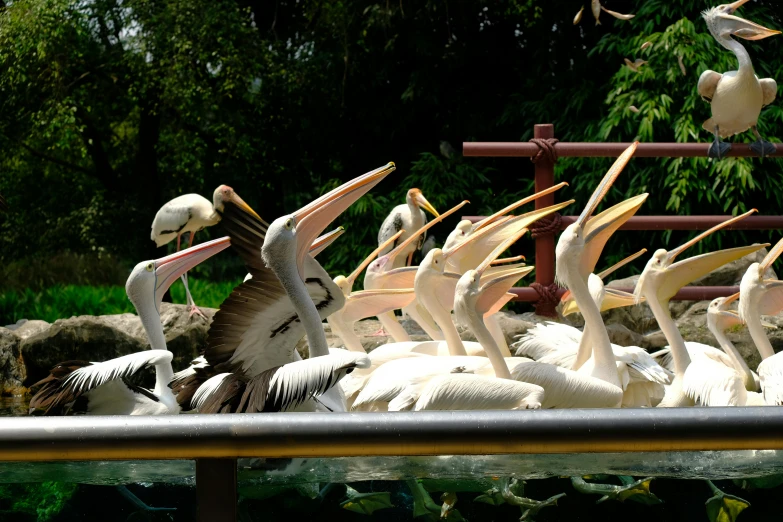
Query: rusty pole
[
  {"left": 532, "top": 124, "right": 558, "bottom": 316},
  {"left": 463, "top": 141, "right": 783, "bottom": 158}
]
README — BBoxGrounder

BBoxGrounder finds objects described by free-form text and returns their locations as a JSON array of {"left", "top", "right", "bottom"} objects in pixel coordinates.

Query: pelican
[
  {"left": 29, "top": 236, "right": 231, "bottom": 415},
  {"left": 634, "top": 209, "right": 767, "bottom": 406},
  {"left": 183, "top": 166, "right": 395, "bottom": 413},
  {"left": 151, "top": 185, "right": 253, "bottom": 318},
  {"left": 739, "top": 238, "right": 783, "bottom": 404},
  {"left": 698, "top": 0, "right": 780, "bottom": 159},
  {"left": 515, "top": 247, "right": 671, "bottom": 407},
  {"left": 377, "top": 188, "right": 440, "bottom": 268}
]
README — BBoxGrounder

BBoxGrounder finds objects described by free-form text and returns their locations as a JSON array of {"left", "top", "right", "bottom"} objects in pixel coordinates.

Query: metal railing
[
  {"left": 463, "top": 124, "right": 783, "bottom": 316},
  {"left": 3, "top": 409, "right": 783, "bottom": 521}
]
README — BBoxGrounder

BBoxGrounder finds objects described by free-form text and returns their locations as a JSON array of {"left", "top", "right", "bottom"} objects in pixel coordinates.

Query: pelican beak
[
  {"left": 347, "top": 229, "right": 405, "bottom": 285},
  {"left": 154, "top": 236, "right": 231, "bottom": 304},
  {"left": 292, "top": 162, "right": 395, "bottom": 280},
  {"left": 490, "top": 255, "right": 526, "bottom": 266},
  {"left": 309, "top": 226, "right": 345, "bottom": 258},
  {"left": 476, "top": 266, "right": 535, "bottom": 317},
  {"left": 473, "top": 181, "right": 569, "bottom": 231},
  {"left": 665, "top": 209, "right": 757, "bottom": 265},
  {"left": 576, "top": 142, "right": 638, "bottom": 228},
  {"left": 759, "top": 237, "right": 783, "bottom": 277},
  {"left": 386, "top": 200, "right": 469, "bottom": 266},
  {"left": 724, "top": 13, "right": 781, "bottom": 40},
  {"left": 597, "top": 249, "right": 648, "bottom": 280},
  {"left": 726, "top": 0, "right": 751, "bottom": 11},
  {"left": 579, "top": 194, "right": 648, "bottom": 279},
  {"left": 415, "top": 193, "right": 440, "bottom": 218},
  {"left": 476, "top": 225, "right": 531, "bottom": 275},
  {"left": 561, "top": 287, "right": 639, "bottom": 316}
]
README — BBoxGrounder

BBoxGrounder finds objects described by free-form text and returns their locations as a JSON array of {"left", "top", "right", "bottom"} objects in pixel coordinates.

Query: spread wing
[
  {"left": 29, "top": 351, "right": 171, "bottom": 415},
  {"left": 760, "top": 78, "right": 777, "bottom": 107},
  {"left": 195, "top": 351, "right": 369, "bottom": 413},
  {"left": 697, "top": 70, "right": 722, "bottom": 103}
]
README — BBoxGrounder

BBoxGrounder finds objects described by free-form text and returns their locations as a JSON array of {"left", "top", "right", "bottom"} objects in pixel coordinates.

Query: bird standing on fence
[
  {"left": 377, "top": 188, "right": 440, "bottom": 269},
  {"left": 150, "top": 185, "right": 253, "bottom": 319},
  {"left": 698, "top": 0, "right": 780, "bottom": 160}
]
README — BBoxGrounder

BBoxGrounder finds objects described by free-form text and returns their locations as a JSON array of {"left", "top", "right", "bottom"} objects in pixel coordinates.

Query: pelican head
[
  {"left": 556, "top": 143, "right": 640, "bottom": 287},
  {"left": 443, "top": 220, "right": 474, "bottom": 251},
  {"left": 407, "top": 188, "right": 439, "bottom": 217},
  {"left": 635, "top": 209, "right": 762, "bottom": 305},
  {"left": 739, "top": 237, "right": 783, "bottom": 322},
  {"left": 703, "top": 0, "right": 780, "bottom": 50},
  {"left": 708, "top": 292, "right": 742, "bottom": 333},
  {"left": 126, "top": 236, "right": 231, "bottom": 313},
  {"left": 262, "top": 163, "right": 395, "bottom": 282}
]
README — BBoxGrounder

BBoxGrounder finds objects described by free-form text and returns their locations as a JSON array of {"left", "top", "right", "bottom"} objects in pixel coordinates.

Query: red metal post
[{"left": 533, "top": 124, "right": 558, "bottom": 316}]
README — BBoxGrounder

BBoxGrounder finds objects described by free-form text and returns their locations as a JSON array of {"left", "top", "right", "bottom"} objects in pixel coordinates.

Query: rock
[
  {"left": 0, "top": 328, "right": 26, "bottom": 396},
  {"left": 9, "top": 320, "right": 51, "bottom": 340},
  {"left": 19, "top": 304, "right": 213, "bottom": 385}
]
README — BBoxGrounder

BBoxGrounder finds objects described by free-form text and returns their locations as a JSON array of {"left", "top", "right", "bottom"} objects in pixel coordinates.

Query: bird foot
[
  {"left": 708, "top": 140, "right": 732, "bottom": 160},
  {"left": 188, "top": 305, "right": 207, "bottom": 320},
  {"left": 340, "top": 488, "right": 394, "bottom": 515},
  {"left": 368, "top": 327, "right": 389, "bottom": 337},
  {"left": 750, "top": 139, "right": 777, "bottom": 158},
  {"left": 705, "top": 481, "right": 750, "bottom": 522}
]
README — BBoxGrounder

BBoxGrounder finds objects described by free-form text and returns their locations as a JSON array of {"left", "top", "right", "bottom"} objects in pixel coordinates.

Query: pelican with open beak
[
  {"left": 634, "top": 209, "right": 767, "bottom": 406},
  {"left": 699, "top": 0, "right": 780, "bottom": 159},
  {"left": 739, "top": 237, "right": 783, "bottom": 404},
  {"left": 261, "top": 163, "right": 395, "bottom": 359}
]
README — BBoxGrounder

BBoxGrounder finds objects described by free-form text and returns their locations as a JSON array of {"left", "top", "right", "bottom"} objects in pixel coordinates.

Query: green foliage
[
  {"left": 0, "top": 482, "right": 77, "bottom": 521},
  {"left": 1, "top": 0, "right": 782, "bottom": 289},
  {"left": 0, "top": 280, "right": 238, "bottom": 323}
]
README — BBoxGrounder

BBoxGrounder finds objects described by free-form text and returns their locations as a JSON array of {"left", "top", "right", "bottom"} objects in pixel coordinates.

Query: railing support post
[
  {"left": 197, "top": 458, "right": 237, "bottom": 522},
  {"left": 532, "top": 124, "right": 558, "bottom": 317}
]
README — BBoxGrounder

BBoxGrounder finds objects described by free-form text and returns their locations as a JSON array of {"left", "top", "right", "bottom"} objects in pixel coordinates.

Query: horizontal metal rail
[
  {"left": 509, "top": 286, "right": 740, "bottom": 302},
  {"left": 1, "top": 409, "right": 783, "bottom": 462},
  {"left": 464, "top": 215, "right": 783, "bottom": 231},
  {"left": 463, "top": 142, "right": 783, "bottom": 158}
]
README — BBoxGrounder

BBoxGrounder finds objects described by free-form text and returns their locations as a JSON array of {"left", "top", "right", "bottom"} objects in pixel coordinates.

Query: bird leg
[
  {"left": 708, "top": 125, "right": 732, "bottom": 160},
  {"left": 406, "top": 250, "right": 415, "bottom": 266},
  {"left": 570, "top": 475, "right": 661, "bottom": 505},
  {"left": 704, "top": 480, "right": 750, "bottom": 522},
  {"left": 182, "top": 232, "right": 207, "bottom": 320},
  {"left": 750, "top": 126, "right": 777, "bottom": 158}
]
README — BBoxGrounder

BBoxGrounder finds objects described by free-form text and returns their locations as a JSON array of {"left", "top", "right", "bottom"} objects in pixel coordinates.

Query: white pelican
[
  {"left": 29, "top": 236, "right": 231, "bottom": 415},
  {"left": 634, "top": 210, "right": 767, "bottom": 406},
  {"left": 377, "top": 188, "right": 439, "bottom": 268},
  {"left": 698, "top": 0, "right": 780, "bottom": 159},
  {"left": 651, "top": 293, "right": 762, "bottom": 392},
  {"left": 739, "top": 239, "right": 783, "bottom": 404},
  {"left": 184, "top": 166, "right": 396, "bottom": 413},
  {"left": 515, "top": 247, "right": 671, "bottom": 407},
  {"left": 150, "top": 185, "right": 255, "bottom": 318}
]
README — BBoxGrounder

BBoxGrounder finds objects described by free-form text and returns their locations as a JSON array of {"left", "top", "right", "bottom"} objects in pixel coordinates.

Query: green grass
[{"left": 0, "top": 279, "right": 240, "bottom": 324}]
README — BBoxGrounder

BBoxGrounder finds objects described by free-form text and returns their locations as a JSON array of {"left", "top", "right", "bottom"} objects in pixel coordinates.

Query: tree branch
[{"left": 17, "top": 141, "right": 93, "bottom": 175}]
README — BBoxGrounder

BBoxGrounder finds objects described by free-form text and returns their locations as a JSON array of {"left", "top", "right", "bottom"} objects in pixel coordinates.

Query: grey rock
[
  {"left": 0, "top": 328, "right": 26, "bottom": 396},
  {"left": 11, "top": 320, "right": 51, "bottom": 340},
  {"left": 19, "top": 304, "right": 213, "bottom": 385}
]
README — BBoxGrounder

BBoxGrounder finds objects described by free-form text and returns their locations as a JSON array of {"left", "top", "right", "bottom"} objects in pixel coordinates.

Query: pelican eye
[
  {"left": 146, "top": 262, "right": 154, "bottom": 272},
  {"left": 285, "top": 219, "right": 294, "bottom": 230}
]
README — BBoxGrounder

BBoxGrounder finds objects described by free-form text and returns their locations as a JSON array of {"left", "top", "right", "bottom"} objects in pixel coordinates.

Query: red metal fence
[{"left": 463, "top": 124, "right": 783, "bottom": 317}]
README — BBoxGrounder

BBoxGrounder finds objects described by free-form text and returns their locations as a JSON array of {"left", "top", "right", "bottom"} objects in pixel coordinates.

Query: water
[{"left": 3, "top": 399, "right": 783, "bottom": 520}]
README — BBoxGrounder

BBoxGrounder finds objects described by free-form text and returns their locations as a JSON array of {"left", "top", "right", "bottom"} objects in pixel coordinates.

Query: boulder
[
  {"left": 0, "top": 328, "right": 26, "bottom": 396},
  {"left": 19, "top": 304, "right": 213, "bottom": 384}
]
